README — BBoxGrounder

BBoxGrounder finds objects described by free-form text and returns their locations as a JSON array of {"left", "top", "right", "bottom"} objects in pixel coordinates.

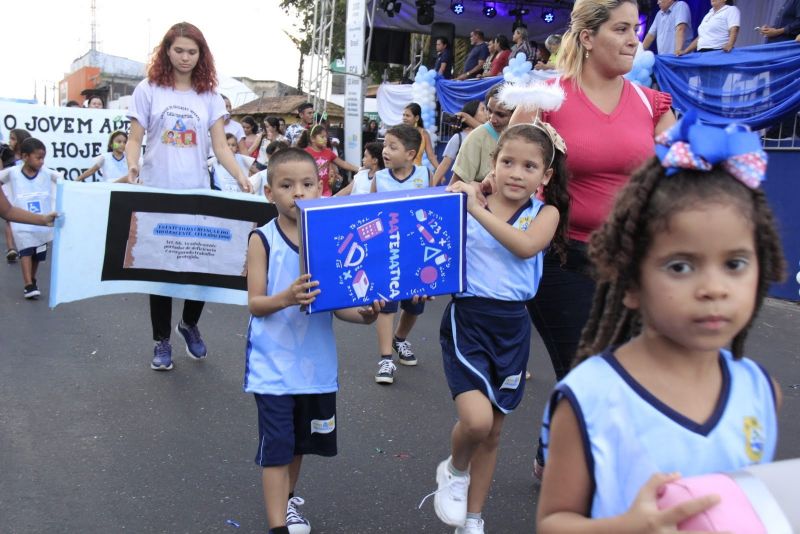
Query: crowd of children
[
  {"left": 234, "top": 98, "right": 787, "bottom": 534},
  {"left": 0, "top": 14, "right": 789, "bottom": 533},
  {"left": 0, "top": 106, "right": 788, "bottom": 533}
]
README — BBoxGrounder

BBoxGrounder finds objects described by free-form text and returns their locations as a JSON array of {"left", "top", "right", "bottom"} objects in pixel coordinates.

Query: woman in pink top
[{"left": 510, "top": 0, "right": 675, "bottom": 475}]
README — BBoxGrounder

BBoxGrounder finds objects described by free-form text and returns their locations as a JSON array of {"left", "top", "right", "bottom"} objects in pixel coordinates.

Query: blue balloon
[{"left": 639, "top": 51, "right": 655, "bottom": 69}]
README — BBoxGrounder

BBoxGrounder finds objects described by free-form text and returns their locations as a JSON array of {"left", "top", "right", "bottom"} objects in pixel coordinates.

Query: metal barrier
[
  {"left": 762, "top": 112, "right": 800, "bottom": 151},
  {"left": 438, "top": 113, "right": 459, "bottom": 145}
]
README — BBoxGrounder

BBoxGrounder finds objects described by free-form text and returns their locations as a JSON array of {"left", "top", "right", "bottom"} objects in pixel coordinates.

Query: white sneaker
[
  {"left": 455, "top": 517, "right": 485, "bottom": 534},
  {"left": 433, "top": 457, "right": 470, "bottom": 527},
  {"left": 286, "top": 496, "right": 311, "bottom": 534}
]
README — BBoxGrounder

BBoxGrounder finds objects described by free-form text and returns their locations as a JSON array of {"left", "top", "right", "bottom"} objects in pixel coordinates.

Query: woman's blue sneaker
[
  {"left": 176, "top": 321, "right": 208, "bottom": 359},
  {"left": 151, "top": 340, "right": 174, "bottom": 371}
]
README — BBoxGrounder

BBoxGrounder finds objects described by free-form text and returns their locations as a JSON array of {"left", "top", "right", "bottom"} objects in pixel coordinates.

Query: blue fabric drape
[
  {"left": 654, "top": 41, "right": 800, "bottom": 129},
  {"left": 435, "top": 76, "right": 502, "bottom": 114}
]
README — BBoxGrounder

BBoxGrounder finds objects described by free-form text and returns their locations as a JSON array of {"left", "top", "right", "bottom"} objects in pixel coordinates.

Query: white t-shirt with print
[
  {"left": 697, "top": 5, "right": 741, "bottom": 50},
  {"left": 128, "top": 79, "right": 226, "bottom": 190}
]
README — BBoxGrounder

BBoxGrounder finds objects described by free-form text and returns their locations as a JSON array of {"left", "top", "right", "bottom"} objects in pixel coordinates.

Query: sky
[{"left": 2, "top": 0, "right": 304, "bottom": 103}]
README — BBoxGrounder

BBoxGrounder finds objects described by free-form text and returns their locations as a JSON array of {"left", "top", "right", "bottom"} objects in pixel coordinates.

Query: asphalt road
[{"left": 1, "top": 255, "right": 798, "bottom": 533}]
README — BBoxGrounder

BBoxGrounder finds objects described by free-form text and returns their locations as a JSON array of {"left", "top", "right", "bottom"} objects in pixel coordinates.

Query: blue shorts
[
  {"left": 381, "top": 298, "right": 425, "bottom": 315},
  {"left": 19, "top": 245, "right": 47, "bottom": 262},
  {"left": 440, "top": 297, "right": 531, "bottom": 414},
  {"left": 254, "top": 392, "right": 337, "bottom": 467}
]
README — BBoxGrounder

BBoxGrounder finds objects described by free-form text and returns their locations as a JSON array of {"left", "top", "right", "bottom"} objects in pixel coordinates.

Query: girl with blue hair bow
[{"left": 536, "top": 112, "right": 786, "bottom": 531}]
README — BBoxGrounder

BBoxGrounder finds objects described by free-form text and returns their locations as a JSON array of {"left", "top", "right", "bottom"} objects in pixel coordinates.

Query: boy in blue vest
[
  {"left": 245, "top": 147, "right": 383, "bottom": 534},
  {"left": 369, "top": 124, "right": 432, "bottom": 385}
]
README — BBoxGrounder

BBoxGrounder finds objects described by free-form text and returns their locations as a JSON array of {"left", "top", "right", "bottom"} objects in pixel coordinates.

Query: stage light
[
  {"left": 450, "top": 0, "right": 464, "bottom": 15},
  {"left": 416, "top": 0, "right": 435, "bottom": 24},
  {"left": 542, "top": 8, "right": 555, "bottom": 24},
  {"left": 510, "top": 5, "right": 528, "bottom": 31},
  {"left": 483, "top": 2, "right": 497, "bottom": 18},
  {"left": 380, "top": 0, "right": 401, "bottom": 17},
  {"left": 637, "top": 14, "right": 647, "bottom": 40}
]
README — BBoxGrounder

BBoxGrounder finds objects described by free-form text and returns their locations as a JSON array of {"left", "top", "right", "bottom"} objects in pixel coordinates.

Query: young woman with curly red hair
[{"left": 125, "top": 21, "right": 253, "bottom": 372}]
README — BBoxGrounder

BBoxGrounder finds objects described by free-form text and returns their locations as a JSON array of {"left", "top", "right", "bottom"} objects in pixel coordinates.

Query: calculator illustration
[{"left": 357, "top": 218, "right": 384, "bottom": 241}]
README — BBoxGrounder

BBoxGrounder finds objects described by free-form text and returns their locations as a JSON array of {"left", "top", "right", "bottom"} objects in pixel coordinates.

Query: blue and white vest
[
  {"left": 541, "top": 350, "right": 778, "bottom": 518},
  {"left": 374, "top": 165, "right": 430, "bottom": 192},
  {"left": 244, "top": 219, "right": 337, "bottom": 395},
  {"left": 7, "top": 166, "right": 54, "bottom": 249},
  {"left": 96, "top": 153, "right": 128, "bottom": 182},
  {"left": 459, "top": 198, "right": 544, "bottom": 302}
]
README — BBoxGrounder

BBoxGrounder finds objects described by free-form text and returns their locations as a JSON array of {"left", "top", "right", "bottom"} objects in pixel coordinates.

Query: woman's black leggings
[
  {"left": 150, "top": 295, "right": 204, "bottom": 341},
  {"left": 526, "top": 241, "right": 596, "bottom": 381}
]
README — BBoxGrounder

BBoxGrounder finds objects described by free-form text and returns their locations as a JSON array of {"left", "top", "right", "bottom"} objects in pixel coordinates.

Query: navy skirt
[{"left": 440, "top": 297, "right": 531, "bottom": 414}]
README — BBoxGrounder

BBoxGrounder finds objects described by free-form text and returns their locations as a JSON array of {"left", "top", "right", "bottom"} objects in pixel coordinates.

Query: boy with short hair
[
  {"left": 0, "top": 137, "right": 61, "bottom": 299},
  {"left": 370, "top": 124, "right": 432, "bottom": 385},
  {"left": 245, "top": 147, "right": 383, "bottom": 534}
]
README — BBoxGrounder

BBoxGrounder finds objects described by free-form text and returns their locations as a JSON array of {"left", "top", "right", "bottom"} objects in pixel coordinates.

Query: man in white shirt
[{"left": 642, "top": 0, "right": 694, "bottom": 55}]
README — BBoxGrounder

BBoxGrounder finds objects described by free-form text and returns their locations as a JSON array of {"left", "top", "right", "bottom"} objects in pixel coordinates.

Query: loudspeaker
[
  {"left": 416, "top": 0, "right": 435, "bottom": 25},
  {"left": 428, "top": 22, "right": 455, "bottom": 68},
  {"left": 369, "top": 28, "right": 412, "bottom": 64}
]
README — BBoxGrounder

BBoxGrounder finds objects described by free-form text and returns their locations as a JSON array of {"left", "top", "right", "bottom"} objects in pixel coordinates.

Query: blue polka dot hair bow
[{"left": 654, "top": 110, "right": 767, "bottom": 189}]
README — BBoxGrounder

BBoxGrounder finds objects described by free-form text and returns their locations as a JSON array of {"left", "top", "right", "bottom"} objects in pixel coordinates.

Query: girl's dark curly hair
[
  {"left": 492, "top": 123, "right": 571, "bottom": 263},
  {"left": 148, "top": 22, "right": 217, "bottom": 93},
  {"left": 576, "top": 157, "right": 786, "bottom": 364}
]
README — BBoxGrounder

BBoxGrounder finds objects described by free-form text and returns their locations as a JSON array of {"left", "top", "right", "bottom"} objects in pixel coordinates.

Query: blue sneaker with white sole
[
  {"left": 176, "top": 321, "right": 207, "bottom": 360},
  {"left": 151, "top": 340, "right": 174, "bottom": 371}
]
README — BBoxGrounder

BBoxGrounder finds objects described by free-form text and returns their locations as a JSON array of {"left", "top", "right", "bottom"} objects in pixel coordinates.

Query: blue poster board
[{"left": 297, "top": 187, "right": 466, "bottom": 313}]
